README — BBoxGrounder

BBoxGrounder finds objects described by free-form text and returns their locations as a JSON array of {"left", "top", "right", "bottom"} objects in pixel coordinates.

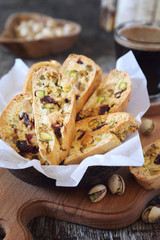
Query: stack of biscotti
[
  {"left": 64, "top": 112, "right": 140, "bottom": 165},
  {"left": 0, "top": 93, "right": 42, "bottom": 161},
  {"left": 60, "top": 54, "right": 102, "bottom": 113},
  {"left": 130, "top": 139, "right": 160, "bottom": 190},
  {"left": 0, "top": 54, "right": 139, "bottom": 166},
  {"left": 77, "top": 69, "right": 131, "bottom": 120}
]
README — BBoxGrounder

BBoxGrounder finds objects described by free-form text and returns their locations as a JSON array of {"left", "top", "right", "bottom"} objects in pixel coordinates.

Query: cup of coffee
[{"left": 114, "top": 21, "right": 160, "bottom": 99}]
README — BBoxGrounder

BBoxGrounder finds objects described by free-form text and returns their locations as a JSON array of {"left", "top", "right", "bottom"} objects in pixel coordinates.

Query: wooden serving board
[{"left": 0, "top": 102, "right": 160, "bottom": 240}]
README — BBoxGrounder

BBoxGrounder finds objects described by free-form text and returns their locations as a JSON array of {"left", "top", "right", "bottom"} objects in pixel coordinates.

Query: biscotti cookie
[
  {"left": 0, "top": 93, "right": 42, "bottom": 161},
  {"left": 64, "top": 112, "right": 140, "bottom": 165},
  {"left": 23, "top": 60, "right": 61, "bottom": 94},
  {"left": 64, "top": 127, "right": 121, "bottom": 165},
  {"left": 61, "top": 54, "right": 102, "bottom": 113},
  {"left": 130, "top": 139, "right": 160, "bottom": 190},
  {"left": 77, "top": 69, "right": 131, "bottom": 120},
  {"left": 31, "top": 63, "right": 76, "bottom": 164},
  {"left": 76, "top": 112, "right": 140, "bottom": 141}
]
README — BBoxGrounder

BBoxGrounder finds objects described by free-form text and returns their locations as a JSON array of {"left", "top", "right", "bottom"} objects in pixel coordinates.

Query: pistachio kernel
[
  {"left": 88, "top": 118, "right": 99, "bottom": 129},
  {"left": 43, "top": 103, "right": 55, "bottom": 109},
  {"left": 143, "top": 158, "right": 151, "bottom": 167},
  {"left": 22, "top": 100, "right": 32, "bottom": 113},
  {"left": 62, "top": 70, "right": 69, "bottom": 76},
  {"left": 142, "top": 206, "right": 160, "bottom": 223},
  {"left": 88, "top": 184, "right": 107, "bottom": 203},
  {"left": 95, "top": 137, "right": 102, "bottom": 142},
  {"left": 149, "top": 168, "right": 160, "bottom": 176},
  {"left": 39, "top": 132, "right": 53, "bottom": 141},
  {"left": 98, "top": 96, "right": 105, "bottom": 104},
  {"left": 113, "top": 71, "right": 119, "bottom": 76},
  {"left": 69, "top": 70, "right": 78, "bottom": 78},
  {"left": 62, "top": 84, "right": 71, "bottom": 92},
  {"left": 8, "top": 134, "right": 16, "bottom": 141},
  {"left": 35, "top": 90, "right": 45, "bottom": 98},
  {"left": 109, "top": 121, "right": 117, "bottom": 128},
  {"left": 119, "top": 82, "right": 127, "bottom": 90},
  {"left": 86, "top": 64, "right": 93, "bottom": 72}
]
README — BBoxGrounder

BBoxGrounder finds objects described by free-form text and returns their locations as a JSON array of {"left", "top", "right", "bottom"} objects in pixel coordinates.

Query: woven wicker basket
[{"left": 9, "top": 166, "right": 119, "bottom": 189}]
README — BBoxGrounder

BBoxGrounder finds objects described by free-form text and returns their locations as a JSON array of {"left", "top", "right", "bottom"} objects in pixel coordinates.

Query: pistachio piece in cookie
[{"left": 22, "top": 100, "right": 32, "bottom": 113}]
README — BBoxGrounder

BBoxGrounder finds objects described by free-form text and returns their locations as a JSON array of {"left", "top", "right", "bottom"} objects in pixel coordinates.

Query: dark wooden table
[{"left": 0, "top": 0, "right": 160, "bottom": 239}]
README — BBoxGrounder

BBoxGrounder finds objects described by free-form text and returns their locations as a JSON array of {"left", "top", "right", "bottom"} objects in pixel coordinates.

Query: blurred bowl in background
[{"left": 0, "top": 12, "right": 82, "bottom": 59}]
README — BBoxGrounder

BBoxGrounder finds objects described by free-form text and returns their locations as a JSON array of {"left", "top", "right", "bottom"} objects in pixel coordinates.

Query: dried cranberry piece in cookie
[{"left": 98, "top": 105, "right": 110, "bottom": 115}]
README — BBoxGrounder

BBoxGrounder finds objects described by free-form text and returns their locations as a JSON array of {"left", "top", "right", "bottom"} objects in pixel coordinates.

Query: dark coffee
[{"left": 114, "top": 24, "right": 160, "bottom": 98}]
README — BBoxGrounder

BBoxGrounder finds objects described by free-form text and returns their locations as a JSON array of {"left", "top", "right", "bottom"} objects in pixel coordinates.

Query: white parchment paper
[{"left": 0, "top": 51, "right": 150, "bottom": 186}]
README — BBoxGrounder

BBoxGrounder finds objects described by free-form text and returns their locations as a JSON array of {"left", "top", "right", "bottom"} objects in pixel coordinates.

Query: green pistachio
[
  {"left": 110, "top": 121, "right": 117, "bottom": 128},
  {"left": 39, "top": 132, "right": 53, "bottom": 141},
  {"left": 35, "top": 90, "right": 45, "bottom": 98},
  {"left": 88, "top": 119, "right": 99, "bottom": 129},
  {"left": 143, "top": 159, "right": 151, "bottom": 167},
  {"left": 62, "top": 70, "right": 69, "bottom": 76},
  {"left": 62, "top": 84, "right": 71, "bottom": 92},
  {"left": 43, "top": 103, "right": 55, "bottom": 109},
  {"left": 98, "top": 96, "right": 105, "bottom": 104},
  {"left": 69, "top": 70, "right": 78, "bottom": 78},
  {"left": 86, "top": 64, "right": 93, "bottom": 72},
  {"left": 22, "top": 100, "right": 32, "bottom": 113},
  {"left": 119, "top": 82, "right": 127, "bottom": 90},
  {"left": 149, "top": 168, "right": 160, "bottom": 176}
]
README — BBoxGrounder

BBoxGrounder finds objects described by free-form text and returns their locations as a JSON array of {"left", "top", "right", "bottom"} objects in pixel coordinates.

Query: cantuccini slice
[
  {"left": 64, "top": 112, "right": 140, "bottom": 165},
  {"left": 61, "top": 54, "right": 102, "bottom": 113},
  {"left": 77, "top": 69, "right": 131, "bottom": 120},
  {"left": 31, "top": 62, "right": 76, "bottom": 164},
  {"left": 0, "top": 93, "right": 42, "bottom": 161},
  {"left": 130, "top": 139, "right": 160, "bottom": 190},
  {"left": 23, "top": 60, "right": 61, "bottom": 94}
]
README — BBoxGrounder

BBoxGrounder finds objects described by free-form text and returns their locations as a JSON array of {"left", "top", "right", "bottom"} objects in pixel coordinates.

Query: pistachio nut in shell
[
  {"left": 108, "top": 174, "right": 125, "bottom": 195},
  {"left": 142, "top": 206, "right": 160, "bottom": 223},
  {"left": 88, "top": 184, "right": 107, "bottom": 203},
  {"left": 140, "top": 118, "right": 155, "bottom": 135}
]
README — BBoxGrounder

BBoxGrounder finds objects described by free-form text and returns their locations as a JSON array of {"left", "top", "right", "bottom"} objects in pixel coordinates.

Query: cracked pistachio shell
[
  {"left": 108, "top": 174, "right": 125, "bottom": 195},
  {"left": 142, "top": 206, "right": 160, "bottom": 223},
  {"left": 88, "top": 184, "right": 107, "bottom": 203}
]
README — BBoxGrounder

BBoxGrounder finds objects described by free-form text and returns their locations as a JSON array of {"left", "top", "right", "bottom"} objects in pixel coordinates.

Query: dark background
[{"left": 0, "top": 0, "right": 115, "bottom": 78}]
